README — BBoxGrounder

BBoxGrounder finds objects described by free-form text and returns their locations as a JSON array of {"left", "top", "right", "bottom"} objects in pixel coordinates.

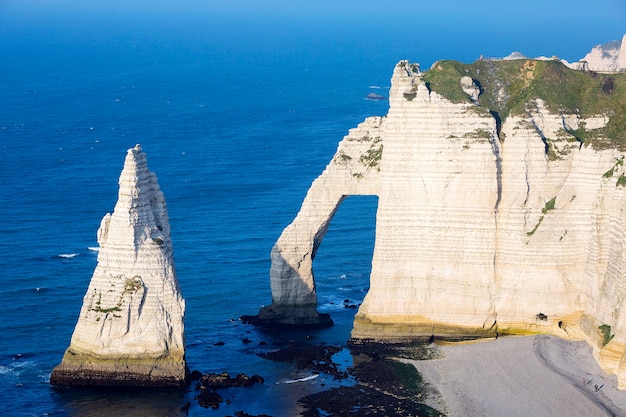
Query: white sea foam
[
  {"left": 278, "top": 374, "right": 319, "bottom": 384},
  {"left": 369, "top": 85, "right": 381, "bottom": 89},
  {"left": 319, "top": 302, "right": 345, "bottom": 312},
  {"left": 0, "top": 359, "right": 37, "bottom": 379},
  {"left": 319, "top": 294, "right": 362, "bottom": 312},
  {"left": 58, "top": 253, "right": 79, "bottom": 259},
  {"left": 87, "top": 246, "right": 100, "bottom": 252},
  {"left": 10, "top": 361, "right": 30, "bottom": 370}
]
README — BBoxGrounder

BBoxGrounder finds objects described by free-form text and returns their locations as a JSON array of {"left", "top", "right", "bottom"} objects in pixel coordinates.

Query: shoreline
[
  {"left": 404, "top": 335, "right": 626, "bottom": 417},
  {"left": 52, "top": 333, "right": 626, "bottom": 416}
]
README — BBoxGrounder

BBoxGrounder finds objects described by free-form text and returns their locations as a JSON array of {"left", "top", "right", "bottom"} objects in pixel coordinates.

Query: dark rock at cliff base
[
  {"left": 50, "top": 366, "right": 190, "bottom": 388},
  {"left": 240, "top": 313, "right": 333, "bottom": 329},
  {"left": 294, "top": 340, "right": 442, "bottom": 416},
  {"left": 198, "top": 372, "right": 264, "bottom": 389},
  {"left": 227, "top": 412, "right": 273, "bottom": 417},
  {"left": 347, "top": 338, "right": 441, "bottom": 361},
  {"left": 258, "top": 342, "right": 348, "bottom": 380},
  {"left": 245, "top": 303, "right": 333, "bottom": 329}
]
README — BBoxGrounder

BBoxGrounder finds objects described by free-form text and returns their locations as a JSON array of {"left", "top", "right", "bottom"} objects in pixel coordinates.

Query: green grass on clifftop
[{"left": 422, "top": 59, "right": 626, "bottom": 150}]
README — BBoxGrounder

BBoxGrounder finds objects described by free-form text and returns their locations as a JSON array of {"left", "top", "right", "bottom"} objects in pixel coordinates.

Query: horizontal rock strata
[
  {"left": 250, "top": 116, "right": 384, "bottom": 327},
  {"left": 51, "top": 144, "right": 187, "bottom": 387},
  {"left": 260, "top": 58, "right": 626, "bottom": 389}
]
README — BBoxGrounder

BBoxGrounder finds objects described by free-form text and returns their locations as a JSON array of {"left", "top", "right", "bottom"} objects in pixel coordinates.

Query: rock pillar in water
[{"left": 50, "top": 144, "right": 187, "bottom": 387}]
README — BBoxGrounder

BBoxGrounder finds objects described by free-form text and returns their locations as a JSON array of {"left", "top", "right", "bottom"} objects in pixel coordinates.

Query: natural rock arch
[
  {"left": 246, "top": 116, "right": 384, "bottom": 327},
  {"left": 249, "top": 59, "right": 626, "bottom": 389}
]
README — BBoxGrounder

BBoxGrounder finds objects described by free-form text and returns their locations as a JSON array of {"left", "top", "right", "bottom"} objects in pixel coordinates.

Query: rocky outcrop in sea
[{"left": 50, "top": 144, "right": 187, "bottom": 387}]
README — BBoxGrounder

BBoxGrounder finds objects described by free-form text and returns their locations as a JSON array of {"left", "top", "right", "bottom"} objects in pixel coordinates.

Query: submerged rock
[
  {"left": 193, "top": 372, "right": 264, "bottom": 410},
  {"left": 259, "top": 342, "right": 348, "bottom": 379},
  {"left": 50, "top": 144, "right": 187, "bottom": 387}
]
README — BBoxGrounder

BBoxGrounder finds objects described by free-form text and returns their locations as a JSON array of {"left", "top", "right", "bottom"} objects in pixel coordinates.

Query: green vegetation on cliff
[
  {"left": 422, "top": 59, "right": 626, "bottom": 150},
  {"left": 600, "top": 324, "right": 615, "bottom": 347}
]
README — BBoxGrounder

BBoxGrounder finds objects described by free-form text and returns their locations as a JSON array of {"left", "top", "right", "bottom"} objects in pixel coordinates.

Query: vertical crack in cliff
[
  {"left": 490, "top": 112, "right": 503, "bottom": 309},
  {"left": 530, "top": 119, "right": 550, "bottom": 156},
  {"left": 522, "top": 132, "right": 532, "bottom": 206},
  {"left": 490, "top": 120, "right": 503, "bottom": 213},
  {"left": 561, "top": 116, "right": 585, "bottom": 149}
]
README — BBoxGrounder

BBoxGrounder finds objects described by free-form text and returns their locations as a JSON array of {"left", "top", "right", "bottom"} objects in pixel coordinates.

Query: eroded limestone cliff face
[
  {"left": 253, "top": 116, "right": 383, "bottom": 327},
  {"left": 259, "top": 59, "right": 626, "bottom": 388},
  {"left": 51, "top": 144, "right": 187, "bottom": 387}
]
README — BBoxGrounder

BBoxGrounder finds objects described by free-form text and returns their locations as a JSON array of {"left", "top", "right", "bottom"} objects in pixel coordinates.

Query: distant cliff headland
[{"left": 251, "top": 34, "right": 626, "bottom": 388}]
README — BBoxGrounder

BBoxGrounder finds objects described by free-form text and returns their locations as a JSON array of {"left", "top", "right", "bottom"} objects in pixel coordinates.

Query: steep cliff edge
[
  {"left": 50, "top": 145, "right": 187, "bottom": 387},
  {"left": 255, "top": 46, "right": 626, "bottom": 388}
]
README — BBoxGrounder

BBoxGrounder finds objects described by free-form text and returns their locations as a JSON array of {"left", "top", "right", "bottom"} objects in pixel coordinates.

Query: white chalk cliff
[
  {"left": 487, "top": 35, "right": 626, "bottom": 74},
  {"left": 258, "top": 58, "right": 626, "bottom": 388},
  {"left": 51, "top": 144, "right": 187, "bottom": 387},
  {"left": 579, "top": 34, "right": 626, "bottom": 72}
]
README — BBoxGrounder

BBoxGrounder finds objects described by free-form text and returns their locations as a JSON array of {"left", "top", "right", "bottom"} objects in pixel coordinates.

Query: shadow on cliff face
[
  {"left": 243, "top": 195, "right": 377, "bottom": 333},
  {"left": 241, "top": 304, "right": 334, "bottom": 329}
]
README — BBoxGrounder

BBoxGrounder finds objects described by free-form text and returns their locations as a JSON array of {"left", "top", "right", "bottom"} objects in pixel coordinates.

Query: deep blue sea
[{"left": 0, "top": 5, "right": 623, "bottom": 416}]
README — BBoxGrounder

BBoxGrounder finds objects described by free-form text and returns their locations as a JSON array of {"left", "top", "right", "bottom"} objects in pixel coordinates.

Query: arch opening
[{"left": 312, "top": 195, "right": 378, "bottom": 336}]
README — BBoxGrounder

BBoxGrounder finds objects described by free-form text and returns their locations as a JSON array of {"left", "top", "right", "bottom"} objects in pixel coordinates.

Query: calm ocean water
[{"left": 0, "top": 6, "right": 623, "bottom": 416}]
